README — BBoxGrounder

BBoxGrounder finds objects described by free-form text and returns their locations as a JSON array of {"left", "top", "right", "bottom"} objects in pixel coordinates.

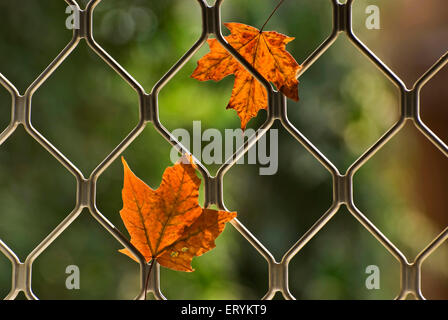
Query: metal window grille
[{"left": 0, "top": 0, "right": 447, "bottom": 300}]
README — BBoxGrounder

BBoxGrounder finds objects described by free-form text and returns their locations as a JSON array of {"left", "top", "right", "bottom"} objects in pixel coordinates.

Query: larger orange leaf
[
  {"left": 119, "top": 157, "right": 236, "bottom": 272},
  {"left": 191, "top": 22, "right": 302, "bottom": 129}
]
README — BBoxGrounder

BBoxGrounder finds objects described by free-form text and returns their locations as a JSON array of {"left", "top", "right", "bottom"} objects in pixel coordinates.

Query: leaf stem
[
  {"left": 260, "top": 0, "right": 286, "bottom": 33},
  {"left": 144, "top": 260, "right": 155, "bottom": 300}
]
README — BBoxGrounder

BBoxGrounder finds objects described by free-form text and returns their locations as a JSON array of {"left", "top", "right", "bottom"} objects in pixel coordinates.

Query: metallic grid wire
[{"left": 0, "top": 0, "right": 447, "bottom": 300}]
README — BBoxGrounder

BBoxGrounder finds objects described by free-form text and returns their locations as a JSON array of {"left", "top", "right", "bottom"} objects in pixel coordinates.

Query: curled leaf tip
[{"left": 191, "top": 22, "right": 300, "bottom": 128}]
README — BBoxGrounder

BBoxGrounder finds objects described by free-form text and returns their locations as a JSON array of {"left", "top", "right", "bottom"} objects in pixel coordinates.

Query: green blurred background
[{"left": 0, "top": 0, "right": 447, "bottom": 300}]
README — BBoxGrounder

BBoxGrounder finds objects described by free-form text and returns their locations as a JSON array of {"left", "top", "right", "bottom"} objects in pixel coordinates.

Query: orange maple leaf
[
  {"left": 191, "top": 22, "right": 302, "bottom": 129},
  {"left": 119, "top": 156, "right": 236, "bottom": 272}
]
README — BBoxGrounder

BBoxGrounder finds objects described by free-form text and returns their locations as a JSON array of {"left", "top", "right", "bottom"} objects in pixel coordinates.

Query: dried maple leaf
[
  {"left": 191, "top": 22, "right": 302, "bottom": 129},
  {"left": 119, "top": 156, "right": 236, "bottom": 272}
]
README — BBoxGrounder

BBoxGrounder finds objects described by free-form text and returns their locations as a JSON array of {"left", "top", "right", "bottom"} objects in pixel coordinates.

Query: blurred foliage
[{"left": 0, "top": 0, "right": 446, "bottom": 300}]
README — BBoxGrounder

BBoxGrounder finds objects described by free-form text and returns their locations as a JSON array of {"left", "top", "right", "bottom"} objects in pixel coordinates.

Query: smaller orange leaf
[{"left": 191, "top": 22, "right": 302, "bottom": 129}]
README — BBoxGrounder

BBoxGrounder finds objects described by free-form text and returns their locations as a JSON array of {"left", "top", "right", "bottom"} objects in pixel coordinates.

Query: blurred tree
[{"left": 0, "top": 0, "right": 446, "bottom": 300}]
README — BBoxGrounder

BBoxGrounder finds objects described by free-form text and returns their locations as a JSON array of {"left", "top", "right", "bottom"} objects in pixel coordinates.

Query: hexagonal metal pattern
[{"left": 0, "top": 0, "right": 447, "bottom": 300}]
